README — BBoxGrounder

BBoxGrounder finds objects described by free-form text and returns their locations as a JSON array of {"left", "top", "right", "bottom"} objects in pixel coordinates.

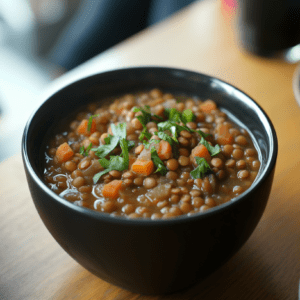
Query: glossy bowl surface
[
  {"left": 293, "top": 63, "right": 300, "bottom": 106},
  {"left": 22, "top": 67, "right": 277, "bottom": 295}
]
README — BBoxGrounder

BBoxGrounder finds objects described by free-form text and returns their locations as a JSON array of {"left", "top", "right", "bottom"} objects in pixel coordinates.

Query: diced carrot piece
[
  {"left": 216, "top": 124, "right": 234, "bottom": 145},
  {"left": 56, "top": 142, "right": 74, "bottom": 163},
  {"left": 131, "top": 159, "right": 154, "bottom": 176},
  {"left": 157, "top": 140, "right": 172, "bottom": 160},
  {"left": 190, "top": 144, "right": 211, "bottom": 166},
  {"left": 77, "top": 119, "right": 96, "bottom": 136},
  {"left": 129, "top": 155, "right": 137, "bottom": 168},
  {"left": 102, "top": 180, "right": 123, "bottom": 199},
  {"left": 200, "top": 100, "right": 217, "bottom": 113}
]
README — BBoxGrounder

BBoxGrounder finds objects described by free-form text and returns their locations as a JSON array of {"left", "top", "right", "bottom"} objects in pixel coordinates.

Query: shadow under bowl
[{"left": 22, "top": 67, "right": 278, "bottom": 295}]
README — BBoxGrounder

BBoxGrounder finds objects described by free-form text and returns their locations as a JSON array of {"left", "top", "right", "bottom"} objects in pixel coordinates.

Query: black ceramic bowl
[{"left": 22, "top": 67, "right": 277, "bottom": 295}]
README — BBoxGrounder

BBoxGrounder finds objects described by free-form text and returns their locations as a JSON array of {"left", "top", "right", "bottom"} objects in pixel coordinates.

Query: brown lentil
[
  {"left": 170, "top": 195, "right": 180, "bottom": 203},
  {"left": 192, "top": 197, "right": 204, "bottom": 208},
  {"left": 235, "top": 135, "right": 248, "bottom": 146},
  {"left": 222, "top": 145, "right": 234, "bottom": 157},
  {"left": 65, "top": 161, "right": 77, "bottom": 172},
  {"left": 166, "top": 159, "right": 179, "bottom": 171},
  {"left": 166, "top": 171, "right": 178, "bottom": 181},
  {"left": 72, "top": 176, "right": 85, "bottom": 188},
  {"left": 236, "top": 160, "right": 246, "bottom": 169},
  {"left": 143, "top": 178, "right": 157, "bottom": 189},
  {"left": 232, "top": 149, "right": 244, "bottom": 160},
  {"left": 133, "top": 177, "right": 143, "bottom": 186},
  {"left": 178, "top": 156, "right": 190, "bottom": 166},
  {"left": 179, "top": 148, "right": 190, "bottom": 156},
  {"left": 211, "top": 158, "right": 223, "bottom": 169},
  {"left": 237, "top": 170, "right": 249, "bottom": 180},
  {"left": 135, "top": 145, "right": 144, "bottom": 155},
  {"left": 178, "top": 137, "right": 189, "bottom": 147}
]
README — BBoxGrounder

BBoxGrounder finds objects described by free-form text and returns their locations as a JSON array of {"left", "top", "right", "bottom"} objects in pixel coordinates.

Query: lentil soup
[{"left": 44, "top": 89, "right": 260, "bottom": 219}]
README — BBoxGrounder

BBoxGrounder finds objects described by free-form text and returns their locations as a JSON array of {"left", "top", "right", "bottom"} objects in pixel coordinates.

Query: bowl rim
[
  {"left": 292, "top": 63, "right": 300, "bottom": 107},
  {"left": 22, "top": 66, "right": 278, "bottom": 226}
]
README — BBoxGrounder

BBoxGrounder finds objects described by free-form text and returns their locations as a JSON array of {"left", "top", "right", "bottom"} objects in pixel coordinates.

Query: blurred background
[
  {"left": 0, "top": 0, "right": 196, "bottom": 162},
  {"left": 2, "top": 0, "right": 299, "bottom": 163}
]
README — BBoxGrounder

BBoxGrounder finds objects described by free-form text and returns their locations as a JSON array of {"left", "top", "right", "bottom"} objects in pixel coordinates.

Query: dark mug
[{"left": 237, "top": 0, "right": 300, "bottom": 58}]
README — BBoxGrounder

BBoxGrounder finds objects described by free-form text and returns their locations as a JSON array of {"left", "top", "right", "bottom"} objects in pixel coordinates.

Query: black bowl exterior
[{"left": 22, "top": 67, "right": 277, "bottom": 295}]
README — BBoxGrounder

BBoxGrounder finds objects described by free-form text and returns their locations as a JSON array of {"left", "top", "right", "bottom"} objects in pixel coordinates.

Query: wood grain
[{"left": 1, "top": 1, "right": 300, "bottom": 299}]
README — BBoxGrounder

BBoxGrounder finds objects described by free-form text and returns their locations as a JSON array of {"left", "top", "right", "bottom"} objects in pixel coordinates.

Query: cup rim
[{"left": 22, "top": 66, "right": 278, "bottom": 226}]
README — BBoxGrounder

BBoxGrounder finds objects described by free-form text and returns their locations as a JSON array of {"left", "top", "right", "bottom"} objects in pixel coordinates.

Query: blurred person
[{"left": 46, "top": 0, "right": 196, "bottom": 71}]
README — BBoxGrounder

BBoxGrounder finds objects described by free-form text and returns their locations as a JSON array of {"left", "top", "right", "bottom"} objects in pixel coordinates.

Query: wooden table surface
[{"left": 1, "top": 1, "right": 300, "bottom": 299}]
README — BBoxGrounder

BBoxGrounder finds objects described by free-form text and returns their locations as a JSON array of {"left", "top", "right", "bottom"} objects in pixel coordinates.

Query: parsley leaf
[
  {"left": 200, "top": 137, "right": 221, "bottom": 156},
  {"left": 133, "top": 105, "right": 163, "bottom": 127},
  {"left": 166, "top": 108, "right": 182, "bottom": 123},
  {"left": 196, "top": 130, "right": 211, "bottom": 139},
  {"left": 111, "top": 123, "right": 126, "bottom": 139},
  {"left": 93, "top": 138, "right": 131, "bottom": 184},
  {"left": 127, "top": 140, "right": 135, "bottom": 152},
  {"left": 104, "top": 134, "right": 113, "bottom": 144},
  {"left": 92, "top": 123, "right": 127, "bottom": 159},
  {"left": 190, "top": 157, "right": 211, "bottom": 179},
  {"left": 132, "top": 106, "right": 152, "bottom": 127},
  {"left": 93, "top": 155, "right": 126, "bottom": 184},
  {"left": 150, "top": 147, "right": 167, "bottom": 175},
  {"left": 119, "top": 138, "right": 129, "bottom": 170},
  {"left": 92, "top": 169, "right": 110, "bottom": 184},
  {"left": 170, "top": 125, "right": 178, "bottom": 142},
  {"left": 87, "top": 114, "right": 99, "bottom": 131},
  {"left": 154, "top": 131, "right": 174, "bottom": 145},
  {"left": 181, "top": 109, "right": 195, "bottom": 124},
  {"left": 133, "top": 106, "right": 162, "bottom": 141},
  {"left": 92, "top": 136, "right": 119, "bottom": 158},
  {"left": 164, "top": 108, "right": 194, "bottom": 124},
  {"left": 143, "top": 139, "right": 160, "bottom": 149},
  {"left": 79, "top": 143, "right": 93, "bottom": 157},
  {"left": 139, "top": 127, "right": 152, "bottom": 141}
]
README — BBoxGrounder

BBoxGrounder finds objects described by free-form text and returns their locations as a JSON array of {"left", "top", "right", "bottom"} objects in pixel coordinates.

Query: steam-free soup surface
[{"left": 44, "top": 89, "right": 260, "bottom": 219}]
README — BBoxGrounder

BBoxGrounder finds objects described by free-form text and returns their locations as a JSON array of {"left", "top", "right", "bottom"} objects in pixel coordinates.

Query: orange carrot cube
[
  {"left": 131, "top": 159, "right": 154, "bottom": 176},
  {"left": 200, "top": 100, "right": 217, "bottom": 113},
  {"left": 102, "top": 180, "right": 123, "bottom": 199},
  {"left": 56, "top": 142, "right": 74, "bottom": 163},
  {"left": 77, "top": 119, "right": 96, "bottom": 136},
  {"left": 157, "top": 140, "right": 172, "bottom": 160}
]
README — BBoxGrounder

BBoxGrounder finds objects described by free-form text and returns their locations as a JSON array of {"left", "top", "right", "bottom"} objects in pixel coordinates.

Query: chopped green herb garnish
[
  {"left": 132, "top": 106, "right": 152, "bottom": 127},
  {"left": 195, "top": 130, "right": 211, "bottom": 139},
  {"left": 150, "top": 147, "right": 167, "bottom": 175},
  {"left": 127, "top": 140, "right": 135, "bottom": 152},
  {"left": 170, "top": 125, "right": 178, "bottom": 142},
  {"left": 139, "top": 127, "right": 152, "bottom": 141},
  {"left": 87, "top": 114, "right": 99, "bottom": 131},
  {"left": 199, "top": 137, "right": 220, "bottom": 156},
  {"left": 164, "top": 108, "right": 194, "bottom": 124},
  {"left": 143, "top": 139, "right": 160, "bottom": 149},
  {"left": 111, "top": 122, "right": 126, "bottom": 139},
  {"left": 79, "top": 143, "right": 93, "bottom": 157},
  {"left": 165, "top": 108, "right": 181, "bottom": 123},
  {"left": 157, "top": 121, "right": 189, "bottom": 141},
  {"left": 92, "top": 123, "right": 126, "bottom": 159},
  {"left": 154, "top": 131, "right": 174, "bottom": 145},
  {"left": 93, "top": 138, "right": 131, "bottom": 184},
  {"left": 181, "top": 109, "right": 195, "bottom": 124},
  {"left": 190, "top": 157, "right": 211, "bottom": 179},
  {"left": 104, "top": 134, "right": 113, "bottom": 144}
]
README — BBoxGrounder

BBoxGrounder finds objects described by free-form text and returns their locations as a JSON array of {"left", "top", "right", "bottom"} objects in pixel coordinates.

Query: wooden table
[{"left": 1, "top": 1, "right": 300, "bottom": 299}]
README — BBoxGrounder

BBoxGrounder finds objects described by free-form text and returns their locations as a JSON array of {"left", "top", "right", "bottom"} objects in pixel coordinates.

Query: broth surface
[{"left": 44, "top": 89, "right": 260, "bottom": 219}]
